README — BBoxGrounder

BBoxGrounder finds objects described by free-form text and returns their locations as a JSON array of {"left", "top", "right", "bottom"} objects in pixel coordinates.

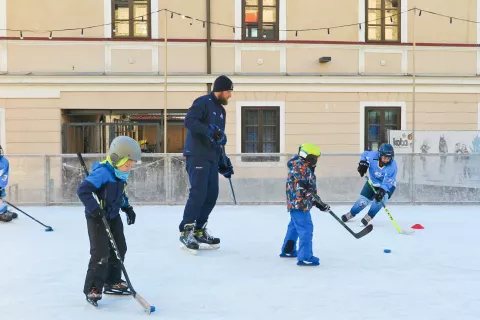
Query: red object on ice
[{"left": 411, "top": 224, "right": 424, "bottom": 229}]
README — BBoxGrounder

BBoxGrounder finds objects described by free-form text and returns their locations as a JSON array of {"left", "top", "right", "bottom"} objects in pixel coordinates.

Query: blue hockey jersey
[
  {"left": 0, "top": 156, "right": 9, "bottom": 189},
  {"left": 361, "top": 150, "right": 397, "bottom": 192}
]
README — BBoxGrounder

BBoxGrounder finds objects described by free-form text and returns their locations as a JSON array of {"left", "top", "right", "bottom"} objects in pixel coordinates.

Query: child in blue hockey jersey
[
  {"left": 77, "top": 136, "right": 141, "bottom": 305},
  {"left": 342, "top": 143, "right": 397, "bottom": 226},
  {"left": 280, "top": 143, "right": 330, "bottom": 267},
  {"left": 0, "top": 145, "right": 17, "bottom": 222}
]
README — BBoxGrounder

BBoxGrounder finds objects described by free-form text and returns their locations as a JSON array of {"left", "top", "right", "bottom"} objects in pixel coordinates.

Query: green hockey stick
[{"left": 365, "top": 176, "right": 414, "bottom": 235}]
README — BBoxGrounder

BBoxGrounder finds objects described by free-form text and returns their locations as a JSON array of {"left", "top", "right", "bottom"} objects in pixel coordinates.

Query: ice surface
[{"left": 1, "top": 205, "right": 479, "bottom": 320}]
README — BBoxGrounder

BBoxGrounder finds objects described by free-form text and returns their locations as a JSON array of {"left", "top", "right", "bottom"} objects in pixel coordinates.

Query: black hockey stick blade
[
  {"left": 6, "top": 201, "right": 54, "bottom": 231},
  {"left": 77, "top": 153, "right": 155, "bottom": 315},
  {"left": 327, "top": 209, "right": 373, "bottom": 239}
]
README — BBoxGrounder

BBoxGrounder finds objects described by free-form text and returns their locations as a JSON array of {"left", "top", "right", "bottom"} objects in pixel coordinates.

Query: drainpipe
[{"left": 206, "top": 0, "right": 212, "bottom": 93}]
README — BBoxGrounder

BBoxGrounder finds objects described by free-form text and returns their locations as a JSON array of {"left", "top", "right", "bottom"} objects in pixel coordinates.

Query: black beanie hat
[{"left": 212, "top": 75, "right": 234, "bottom": 92}]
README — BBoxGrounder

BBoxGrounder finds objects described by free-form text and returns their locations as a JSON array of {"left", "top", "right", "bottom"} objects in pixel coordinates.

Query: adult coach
[{"left": 179, "top": 75, "right": 235, "bottom": 251}]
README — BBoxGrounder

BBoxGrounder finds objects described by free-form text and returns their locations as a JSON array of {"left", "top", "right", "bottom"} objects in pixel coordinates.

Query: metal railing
[{"left": 5, "top": 153, "right": 480, "bottom": 206}]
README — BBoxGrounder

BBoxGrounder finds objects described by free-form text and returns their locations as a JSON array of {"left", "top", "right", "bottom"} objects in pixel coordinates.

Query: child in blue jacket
[
  {"left": 280, "top": 143, "right": 330, "bottom": 267},
  {"left": 77, "top": 136, "right": 141, "bottom": 305},
  {"left": 342, "top": 143, "right": 397, "bottom": 226}
]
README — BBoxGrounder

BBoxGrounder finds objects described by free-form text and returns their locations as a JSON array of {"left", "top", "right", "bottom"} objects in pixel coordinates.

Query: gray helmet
[{"left": 108, "top": 136, "right": 142, "bottom": 165}]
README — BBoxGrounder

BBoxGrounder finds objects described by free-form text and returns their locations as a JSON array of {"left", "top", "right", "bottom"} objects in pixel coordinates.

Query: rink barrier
[{"left": 4, "top": 153, "right": 480, "bottom": 206}]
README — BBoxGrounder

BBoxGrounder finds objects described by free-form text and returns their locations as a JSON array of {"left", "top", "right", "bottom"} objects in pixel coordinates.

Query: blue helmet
[{"left": 379, "top": 143, "right": 394, "bottom": 159}]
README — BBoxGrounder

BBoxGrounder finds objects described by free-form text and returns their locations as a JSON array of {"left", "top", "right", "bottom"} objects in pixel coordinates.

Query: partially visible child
[
  {"left": 0, "top": 145, "right": 17, "bottom": 222},
  {"left": 77, "top": 136, "right": 141, "bottom": 305},
  {"left": 280, "top": 143, "right": 330, "bottom": 267}
]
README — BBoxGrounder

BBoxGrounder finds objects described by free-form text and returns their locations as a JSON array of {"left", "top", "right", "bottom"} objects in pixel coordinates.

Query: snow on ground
[{"left": 1, "top": 205, "right": 479, "bottom": 320}]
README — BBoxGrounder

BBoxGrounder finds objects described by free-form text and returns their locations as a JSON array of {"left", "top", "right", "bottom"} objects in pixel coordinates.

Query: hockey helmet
[
  {"left": 298, "top": 143, "right": 321, "bottom": 167},
  {"left": 108, "top": 136, "right": 142, "bottom": 167},
  {"left": 379, "top": 143, "right": 394, "bottom": 159}
]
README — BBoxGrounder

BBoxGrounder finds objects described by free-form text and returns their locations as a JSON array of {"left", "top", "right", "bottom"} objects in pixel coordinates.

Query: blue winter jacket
[
  {"left": 183, "top": 92, "right": 226, "bottom": 162},
  {"left": 77, "top": 161, "right": 130, "bottom": 220},
  {"left": 361, "top": 150, "right": 398, "bottom": 193}
]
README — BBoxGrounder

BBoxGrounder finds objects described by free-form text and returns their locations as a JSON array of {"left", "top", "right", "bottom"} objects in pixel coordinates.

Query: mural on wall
[{"left": 388, "top": 130, "right": 480, "bottom": 188}]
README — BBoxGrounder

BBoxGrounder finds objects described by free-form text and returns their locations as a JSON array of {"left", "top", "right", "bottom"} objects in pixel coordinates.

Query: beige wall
[
  {"left": 7, "top": 0, "right": 104, "bottom": 38},
  {"left": 408, "top": 0, "right": 477, "bottom": 44},
  {"left": 3, "top": 1, "right": 480, "bottom": 76}
]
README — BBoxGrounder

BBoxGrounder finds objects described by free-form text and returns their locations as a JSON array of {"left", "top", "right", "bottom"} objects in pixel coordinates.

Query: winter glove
[
  {"left": 357, "top": 160, "right": 369, "bottom": 177},
  {"left": 206, "top": 124, "right": 227, "bottom": 146},
  {"left": 219, "top": 156, "right": 234, "bottom": 179},
  {"left": 374, "top": 188, "right": 386, "bottom": 203},
  {"left": 122, "top": 206, "right": 136, "bottom": 225},
  {"left": 91, "top": 207, "right": 106, "bottom": 218},
  {"left": 315, "top": 200, "right": 330, "bottom": 212},
  {"left": 0, "top": 188, "right": 5, "bottom": 199}
]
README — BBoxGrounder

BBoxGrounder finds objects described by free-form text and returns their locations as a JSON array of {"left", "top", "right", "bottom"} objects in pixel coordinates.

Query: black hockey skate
[
  {"left": 86, "top": 287, "right": 102, "bottom": 307},
  {"left": 341, "top": 212, "right": 354, "bottom": 223},
  {"left": 0, "top": 211, "right": 13, "bottom": 222},
  {"left": 361, "top": 214, "right": 374, "bottom": 227},
  {"left": 104, "top": 280, "right": 132, "bottom": 295},
  {"left": 194, "top": 223, "right": 220, "bottom": 250},
  {"left": 10, "top": 211, "right": 18, "bottom": 219},
  {"left": 180, "top": 223, "right": 199, "bottom": 254}
]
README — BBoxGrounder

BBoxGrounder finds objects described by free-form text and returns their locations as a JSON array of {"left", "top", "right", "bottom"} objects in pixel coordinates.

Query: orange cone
[{"left": 411, "top": 224, "right": 424, "bottom": 229}]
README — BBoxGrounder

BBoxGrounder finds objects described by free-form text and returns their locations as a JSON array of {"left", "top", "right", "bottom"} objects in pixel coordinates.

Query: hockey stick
[
  {"left": 365, "top": 176, "right": 414, "bottom": 235},
  {"left": 221, "top": 146, "right": 237, "bottom": 205},
  {"left": 313, "top": 195, "right": 373, "bottom": 239},
  {"left": 290, "top": 169, "right": 372, "bottom": 239},
  {"left": 76, "top": 153, "right": 155, "bottom": 314},
  {"left": 5, "top": 201, "right": 53, "bottom": 232}
]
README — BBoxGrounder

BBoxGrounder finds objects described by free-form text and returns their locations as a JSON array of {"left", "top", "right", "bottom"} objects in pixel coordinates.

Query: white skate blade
[
  {"left": 198, "top": 243, "right": 220, "bottom": 250},
  {"left": 180, "top": 243, "right": 198, "bottom": 255}
]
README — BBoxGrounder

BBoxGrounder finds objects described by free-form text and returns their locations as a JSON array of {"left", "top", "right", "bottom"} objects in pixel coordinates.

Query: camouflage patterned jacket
[{"left": 285, "top": 155, "right": 317, "bottom": 212}]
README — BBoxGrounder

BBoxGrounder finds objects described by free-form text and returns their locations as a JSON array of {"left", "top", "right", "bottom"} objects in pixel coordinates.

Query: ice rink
[{"left": 1, "top": 204, "right": 478, "bottom": 320}]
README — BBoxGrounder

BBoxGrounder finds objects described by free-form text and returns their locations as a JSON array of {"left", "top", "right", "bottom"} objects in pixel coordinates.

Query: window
[
  {"left": 112, "top": 0, "right": 151, "bottom": 38},
  {"left": 241, "top": 107, "right": 280, "bottom": 161},
  {"left": 243, "top": 0, "right": 279, "bottom": 40},
  {"left": 366, "top": 0, "right": 400, "bottom": 42},
  {"left": 365, "top": 107, "right": 401, "bottom": 150}
]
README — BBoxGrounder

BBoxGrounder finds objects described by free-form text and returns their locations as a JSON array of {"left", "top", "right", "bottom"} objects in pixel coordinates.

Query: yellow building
[{"left": 0, "top": 0, "right": 479, "bottom": 157}]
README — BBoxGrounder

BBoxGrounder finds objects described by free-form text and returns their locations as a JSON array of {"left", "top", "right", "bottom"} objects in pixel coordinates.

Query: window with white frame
[
  {"left": 112, "top": 0, "right": 151, "bottom": 38},
  {"left": 241, "top": 107, "right": 280, "bottom": 161}
]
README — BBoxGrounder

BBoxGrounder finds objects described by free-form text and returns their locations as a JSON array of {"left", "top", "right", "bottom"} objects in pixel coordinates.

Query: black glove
[
  {"left": 91, "top": 207, "right": 106, "bottom": 218},
  {"left": 219, "top": 156, "right": 234, "bottom": 179},
  {"left": 315, "top": 200, "right": 330, "bottom": 212},
  {"left": 374, "top": 188, "right": 386, "bottom": 203},
  {"left": 122, "top": 206, "right": 136, "bottom": 225},
  {"left": 357, "top": 160, "right": 369, "bottom": 177}
]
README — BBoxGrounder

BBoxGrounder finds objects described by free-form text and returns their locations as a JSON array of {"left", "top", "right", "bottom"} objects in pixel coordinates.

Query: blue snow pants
[{"left": 281, "top": 209, "right": 314, "bottom": 261}]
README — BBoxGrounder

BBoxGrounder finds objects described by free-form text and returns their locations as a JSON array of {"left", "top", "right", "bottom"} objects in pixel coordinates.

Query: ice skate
[
  {"left": 361, "top": 213, "right": 374, "bottom": 226},
  {"left": 85, "top": 287, "right": 102, "bottom": 307},
  {"left": 280, "top": 240, "right": 297, "bottom": 258},
  {"left": 194, "top": 223, "right": 220, "bottom": 250},
  {"left": 104, "top": 279, "right": 131, "bottom": 295},
  {"left": 9, "top": 211, "right": 18, "bottom": 219},
  {"left": 279, "top": 251, "right": 297, "bottom": 258},
  {"left": 297, "top": 256, "right": 320, "bottom": 267},
  {"left": 341, "top": 212, "right": 355, "bottom": 223},
  {"left": 0, "top": 211, "right": 13, "bottom": 222},
  {"left": 180, "top": 223, "right": 199, "bottom": 254}
]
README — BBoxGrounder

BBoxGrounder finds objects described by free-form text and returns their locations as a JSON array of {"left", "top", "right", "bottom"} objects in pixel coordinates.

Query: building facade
[{"left": 0, "top": 0, "right": 479, "bottom": 157}]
